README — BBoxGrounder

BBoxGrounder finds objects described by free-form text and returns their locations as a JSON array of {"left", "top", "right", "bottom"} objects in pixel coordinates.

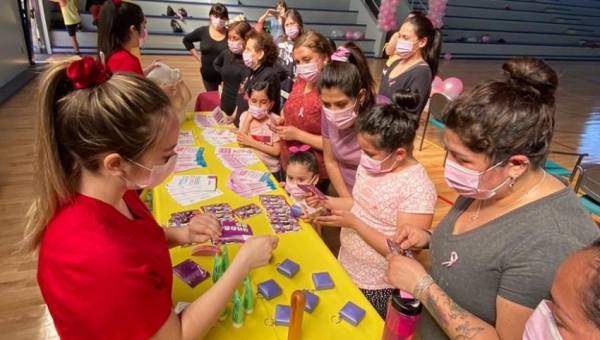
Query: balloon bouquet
[
  {"left": 331, "top": 30, "right": 365, "bottom": 41},
  {"left": 431, "top": 76, "right": 463, "bottom": 100},
  {"left": 426, "top": 0, "right": 448, "bottom": 29},
  {"left": 376, "top": 0, "right": 400, "bottom": 32}
]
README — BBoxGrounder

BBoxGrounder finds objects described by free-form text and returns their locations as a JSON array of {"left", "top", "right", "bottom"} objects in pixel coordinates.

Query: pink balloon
[
  {"left": 444, "top": 52, "right": 451, "bottom": 61},
  {"left": 443, "top": 77, "right": 463, "bottom": 99},
  {"left": 481, "top": 35, "right": 490, "bottom": 43},
  {"left": 384, "top": 24, "right": 392, "bottom": 32},
  {"left": 390, "top": 0, "right": 399, "bottom": 6},
  {"left": 431, "top": 76, "right": 444, "bottom": 95},
  {"left": 345, "top": 31, "right": 354, "bottom": 40}
]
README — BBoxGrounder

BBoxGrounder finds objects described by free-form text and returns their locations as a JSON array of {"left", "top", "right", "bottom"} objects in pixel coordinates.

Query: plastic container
[{"left": 381, "top": 289, "right": 422, "bottom": 340}]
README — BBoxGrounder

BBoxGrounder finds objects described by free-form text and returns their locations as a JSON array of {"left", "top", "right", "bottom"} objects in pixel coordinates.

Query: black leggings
[
  {"left": 360, "top": 288, "right": 394, "bottom": 320},
  {"left": 202, "top": 79, "right": 220, "bottom": 92}
]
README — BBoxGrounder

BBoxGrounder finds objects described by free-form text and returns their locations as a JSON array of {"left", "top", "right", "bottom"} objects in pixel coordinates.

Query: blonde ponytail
[{"left": 23, "top": 60, "right": 171, "bottom": 254}]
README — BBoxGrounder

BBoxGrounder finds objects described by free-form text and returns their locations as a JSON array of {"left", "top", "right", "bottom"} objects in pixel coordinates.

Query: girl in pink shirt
[
  {"left": 309, "top": 90, "right": 437, "bottom": 318},
  {"left": 237, "top": 81, "right": 282, "bottom": 180}
]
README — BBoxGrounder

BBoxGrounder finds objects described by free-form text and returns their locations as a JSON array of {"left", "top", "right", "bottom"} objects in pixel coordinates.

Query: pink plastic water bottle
[{"left": 381, "top": 289, "right": 422, "bottom": 340}]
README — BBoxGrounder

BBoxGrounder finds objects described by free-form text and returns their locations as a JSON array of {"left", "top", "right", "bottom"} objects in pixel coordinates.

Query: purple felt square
[
  {"left": 340, "top": 301, "right": 366, "bottom": 326},
  {"left": 277, "top": 259, "right": 300, "bottom": 278},
  {"left": 275, "top": 304, "right": 291, "bottom": 326},
  {"left": 257, "top": 279, "right": 283, "bottom": 300},
  {"left": 172, "top": 259, "right": 210, "bottom": 288},
  {"left": 302, "top": 290, "right": 320, "bottom": 313},
  {"left": 312, "top": 272, "right": 334, "bottom": 290}
]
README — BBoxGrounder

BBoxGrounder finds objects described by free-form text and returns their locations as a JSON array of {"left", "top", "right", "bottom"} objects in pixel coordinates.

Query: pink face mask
[
  {"left": 396, "top": 39, "right": 417, "bottom": 59},
  {"left": 211, "top": 17, "right": 226, "bottom": 30},
  {"left": 228, "top": 40, "right": 244, "bottom": 54},
  {"left": 248, "top": 105, "right": 269, "bottom": 119},
  {"left": 444, "top": 159, "right": 509, "bottom": 200},
  {"left": 296, "top": 61, "right": 320, "bottom": 83},
  {"left": 323, "top": 102, "right": 357, "bottom": 129},
  {"left": 243, "top": 52, "right": 256, "bottom": 68},
  {"left": 523, "top": 300, "right": 564, "bottom": 340},
  {"left": 360, "top": 152, "right": 396, "bottom": 174},
  {"left": 285, "top": 176, "right": 316, "bottom": 198},
  {"left": 124, "top": 154, "right": 178, "bottom": 189},
  {"left": 285, "top": 25, "right": 300, "bottom": 39}
]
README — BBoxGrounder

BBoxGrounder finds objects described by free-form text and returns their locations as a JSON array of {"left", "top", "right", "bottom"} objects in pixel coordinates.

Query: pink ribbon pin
[{"left": 442, "top": 251, "right": 458, "bottom": 267}]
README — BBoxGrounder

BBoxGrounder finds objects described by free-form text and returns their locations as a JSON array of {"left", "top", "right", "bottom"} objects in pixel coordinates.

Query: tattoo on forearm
[
  {"left": 454, "top": 322, "right": 484, "bottom": 340},
  {"left": 423, "top": 286, "right": 487, "bottom": 340}
]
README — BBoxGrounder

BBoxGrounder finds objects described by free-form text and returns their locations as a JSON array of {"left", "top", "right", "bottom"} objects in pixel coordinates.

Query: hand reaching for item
[
  {"left": 393, "top": 223, "right": 432, "bottom": 251},
  {"left": 384, "top": 253, "right": 428, "bottom": 294},
  {"left": 237, "top": 235, "right": 279, "bottom": 271},
  {"left": 274, "top": 125, "right": 298, "bottom": 141},
  {"left": 314, "top": 210, "right": 357, "bottom": 229},
  {"left": 188, "top": 213, "right": 221, "bottom": 244}
]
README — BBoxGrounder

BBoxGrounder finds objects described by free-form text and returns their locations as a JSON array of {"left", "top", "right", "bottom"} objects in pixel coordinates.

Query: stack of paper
[
  {"left": 201, "top": 128, "right": 236, "bottom": 146},
  {"left": 215, "top": 147, "right": 260, "bottom": 170},
  {"left": 178, "top": 130, "right": 195, "bottom": 146},
  {"left": 174, "top": 146, "right": 207, "bottom": 173},
  {"left": 194, "top": 107, "right": 234, "bottom": 128},
  {"left": 226, "top": 169, "right": 277, "bottom": 198},
  {"left": 167, "top": 175, "right": 223, "bottom": 206}
]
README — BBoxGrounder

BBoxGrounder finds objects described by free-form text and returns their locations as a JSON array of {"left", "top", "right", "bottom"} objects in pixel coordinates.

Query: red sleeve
[
  {"left": 41, "top": 248, "right": 172, "bottom": 340},
  {"left": 107, "top": 50, "right": 144, "bottom": 76}
]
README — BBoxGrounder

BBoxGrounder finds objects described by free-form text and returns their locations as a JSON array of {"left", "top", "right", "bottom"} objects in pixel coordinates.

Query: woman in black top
[
  {"left": 231, "top": 31, "right": 281, "bottom": 127},
  {"left": 182, "top": 3, "right": 229, "bottom": 91},
  {"left": 213, "top": 21, "right": 253, "bottom": 116},
  {"left": 276, "top": 9, "right": 304, "bottom": 101},
  {"left": 379, "top": 15, "right": 442, "bottom": 116}
]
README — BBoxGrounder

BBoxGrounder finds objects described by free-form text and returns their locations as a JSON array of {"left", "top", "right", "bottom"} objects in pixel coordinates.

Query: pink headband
[
  {"left": 289, "top": 145, "right": 310, "bottom": 153},
  {"left": 331, "top": 46, "right": 350, "bottom": 62}
]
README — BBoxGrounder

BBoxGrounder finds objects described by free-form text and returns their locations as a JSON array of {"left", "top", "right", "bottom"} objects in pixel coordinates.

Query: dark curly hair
[
  {"left": 442, "top": 57, "right": 558, "bottom": 169},
  {"left": 245, "top": 31, "right": 278, "bottom": 66}
]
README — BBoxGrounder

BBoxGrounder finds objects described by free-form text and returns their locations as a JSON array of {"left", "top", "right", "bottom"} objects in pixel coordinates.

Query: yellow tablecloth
[{"left": 152, "top": 113, "right": 384, "bottom": 340}]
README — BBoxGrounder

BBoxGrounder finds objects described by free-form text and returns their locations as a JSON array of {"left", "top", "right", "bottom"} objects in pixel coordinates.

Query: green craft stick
[
  {"left": 243, "top": 276, "right": 254, "bottom": 314},
  {"left": 232, "top": 290, "right": 244, "bottom": 328},
  {"left": 219, "top": 306, "right": 228, "bottom": 321}
]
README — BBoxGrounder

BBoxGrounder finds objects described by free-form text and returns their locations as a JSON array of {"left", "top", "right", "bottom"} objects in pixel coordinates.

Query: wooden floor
[{"left": 0, "top": 55, "right": 599, "bottom": 339}]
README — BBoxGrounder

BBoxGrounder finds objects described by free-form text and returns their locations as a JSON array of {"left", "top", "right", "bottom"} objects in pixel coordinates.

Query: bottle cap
[{"left": 390, "top": 289, "right": 422, "bottom": 316}]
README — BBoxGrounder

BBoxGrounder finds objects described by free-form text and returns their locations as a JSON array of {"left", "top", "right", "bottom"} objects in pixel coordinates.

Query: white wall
[{"left": 0, "top": 0, "right": 30, "bottom": 88}]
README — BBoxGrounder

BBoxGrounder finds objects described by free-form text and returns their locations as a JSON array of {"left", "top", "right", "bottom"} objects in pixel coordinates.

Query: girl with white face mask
[
  {"left": 236, "top": 81, "right": 282, "bottom": 179},
  {"left": 307, "top": 90, "right": 437, "bottom": 319},
  {"left": 378, "top": 15, "right": 442, "bottom": 116},
  {"left": 384, "top": 57, "right": 600, "bottom": 340},
  {"left": 316, "top": 43, "right": 376, "bottom": 198},
  {"left": 183, "top": 3, "right": 229, "bottom": 92},
  {"left": 277, "top": 9, "right": 305, "bottom": 102}
]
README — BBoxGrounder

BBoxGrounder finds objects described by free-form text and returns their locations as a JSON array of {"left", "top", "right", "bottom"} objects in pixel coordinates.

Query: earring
[{"left": 509, "top": 177, "right": 516, "bottom": 188}]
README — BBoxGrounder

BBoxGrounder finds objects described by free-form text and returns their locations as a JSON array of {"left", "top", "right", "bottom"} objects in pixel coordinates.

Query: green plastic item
[
  {"left": 219, "top": 306, "right": 228, "bottom": 321},
  {"left": 212, "top": 254, "right": 222, "bottom": 283},
  {"left": 221, "top": 245, "right": 230, "bottom": 271},
  {"left": 243, "top": 275, "right": 254, "bottom": 314},
  {"left": 232, "top": 290, "right": 244, "bottom": 328}
]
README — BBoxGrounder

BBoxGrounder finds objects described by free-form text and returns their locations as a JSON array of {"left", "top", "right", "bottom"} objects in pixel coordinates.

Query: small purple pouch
[
  {"left": 302, "top": 290, "right": 319, "bottom": 313},
  {"left": 274, "top": 304, "right": 291, "bottom": 326},
  {"left": 257, "top": 279, "right": 283, "bottom": 300},
  {"left": 340, "top": 302, "right": 366, "bottom": 326},
  {"left": 172, "top": 259, "right": 210, "bottom": 288},
  {"left": 277, "top": 259, "right": 300, "bottom": 278},
  {"left": 312, "top": 272, "right": 334, "bottom": 290}
]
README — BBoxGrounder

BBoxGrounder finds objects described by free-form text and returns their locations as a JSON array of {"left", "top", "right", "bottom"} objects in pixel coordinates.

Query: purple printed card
[
  {"left": 172, "top": 259, "right": 210, "bottom": 288},
  {"left": 297, "top": 184, "right": 328, "bottom": 200}
]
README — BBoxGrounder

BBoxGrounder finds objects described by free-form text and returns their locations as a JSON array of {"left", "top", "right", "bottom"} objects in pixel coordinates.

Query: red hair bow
[
  {"left": 289, "top": 145, "right": 310, "bottom": 153},
  {"left": 113, "top": 0, "right": 121, "bottom": 6},
  {"left": 66, "top": 57, "right": 112, "bottom": 89}
]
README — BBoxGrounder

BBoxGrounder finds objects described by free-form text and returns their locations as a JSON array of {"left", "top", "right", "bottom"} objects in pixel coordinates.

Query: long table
[{"left": 152, "top": 113, "right": 384, "bottom": 339}]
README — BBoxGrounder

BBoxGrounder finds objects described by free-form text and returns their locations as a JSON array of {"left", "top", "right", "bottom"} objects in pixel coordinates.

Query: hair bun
[
  {"left": 502, "top": 57, "right": 558, "bottom": 102},
  {"left": 391, "top": 88, "right": 420, "bottom": 111}
]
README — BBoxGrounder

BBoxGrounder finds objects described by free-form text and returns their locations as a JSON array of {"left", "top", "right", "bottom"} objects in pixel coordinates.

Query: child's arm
[
  {"left": 248, "top": 139, "right": 281, "bottom": 157},
  {"left": 323, "top": 138, "right": 352, "bottom": 197},
  {"left": 239, "top": 113, "right": 253, "bottom": 135}
]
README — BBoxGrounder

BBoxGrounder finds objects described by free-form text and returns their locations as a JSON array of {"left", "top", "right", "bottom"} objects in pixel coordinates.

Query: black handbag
[{"left": 171, "top": 19, "right": 183, "bottom": 33}]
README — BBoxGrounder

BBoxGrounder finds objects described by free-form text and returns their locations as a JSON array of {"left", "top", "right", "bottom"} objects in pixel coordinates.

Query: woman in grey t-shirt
[{"left": 383, "top": 57, "right": 600, "bottom": 339}]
